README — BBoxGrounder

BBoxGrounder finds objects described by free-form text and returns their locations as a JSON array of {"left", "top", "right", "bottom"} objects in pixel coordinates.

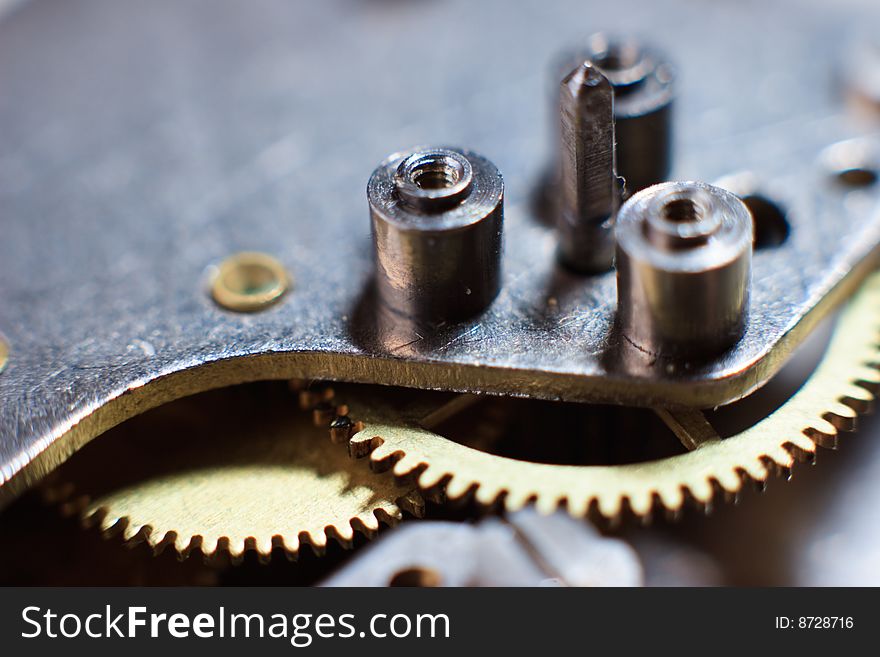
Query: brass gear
[
  {"left": 47, "top": 384, "right": 422, "bottom": 562},
  {"left": 325, "top": 272, "right": 880, "bottom": 521}
]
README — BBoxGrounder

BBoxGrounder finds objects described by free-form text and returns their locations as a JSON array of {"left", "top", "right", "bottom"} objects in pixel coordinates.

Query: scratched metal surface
[{"left": 1, "top": 0, "right": 880, "bottom": 496}]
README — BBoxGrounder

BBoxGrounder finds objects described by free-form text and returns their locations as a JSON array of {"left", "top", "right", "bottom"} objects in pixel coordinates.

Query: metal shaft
[{"left": 557, "top": 63, "right": 618, "bottom": 272}]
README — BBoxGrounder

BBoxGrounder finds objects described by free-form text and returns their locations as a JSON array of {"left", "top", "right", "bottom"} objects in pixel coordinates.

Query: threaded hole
[
  {"left": 662, "top": 197, "right": 702, "bottom": 223},
  {"left": 410, "top": 158, "right": 462, "bottom": 190}
]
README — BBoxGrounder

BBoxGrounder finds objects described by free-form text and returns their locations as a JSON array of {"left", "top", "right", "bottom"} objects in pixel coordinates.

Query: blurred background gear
[{"left": 44, "top": 383, "right": 421, "bottom": 563}]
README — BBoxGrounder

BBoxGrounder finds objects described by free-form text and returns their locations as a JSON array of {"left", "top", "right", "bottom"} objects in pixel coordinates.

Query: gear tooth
[
  {"left": 444, "top": 475, "right": 476, "bottom": 501},
  {"left": 159, "top": 535, "right": 180, "bottom": 557},
  {"left": 663, "top": 504, "right": 683, "bottom": 522},
  {"left": 253, "top": 536, "right": 273, "bottom": 557},
  {"left": 596, "top": 495, "right": 623, "bottom": 519},
  {"left": 475, "top": 483, "right": 505, "bottom": 508},
  {"left": 688, "top": 478, "right": 714, "bottom": 504},
  {"left": 362, "top": 511, "right": 383, "bottom": 533},
  {"left": 745, "top": 455, "right": 773, "bottom": 480},
  {"left": 828, "top": 400, "right": 858, "bottom": 420},
  {"left": 325, "top": 527, "right": 353, "bottom": 550},
  {"left": 303, "top": 530, "right": 328, "bottom": 556},
  {"left": 351, "top": 514, "right": 379, "bottom": 539},
  {"left": 178, "top": 535, "right": 200, "bottom": 559},
  {"left": 853, "top": 363, "right": 880, "bottom": 386},
  {"left": 756, "top": 454, "right": 777, "bottom": 478},
  {"left": 841, "top": 391, "right": 874, "bottom": 415},
  {"left": 806, "top": 425, "right": 839, "bottom": 450},
  {"left": 502, "top": 489, "right": 533, "bottom": 512},
  {"left": 200, "top": 536, "right": 221, "bottom": 557},
  {"left": 710, "top": 467, "right": 737, "bottom": 495},
  {"left": 657, "top": 486, "right": 684, "bottom": 512},
  {"left": 329, "top": 522, "right": 356, "bottom": 546},
  {"left": 419, "top": 469, "right": 451, "bottom": 502},
  {"left": 806, "top": 416, "right": 839, "bottom": 440},
  {"left": 171, "top": 532, "right": 188, "bottom": 554},
  {"left": 786, "top": 431, "right": 818, "bottom": 455},
  {"left": 97, "top": 510, "right": 125, "bottom": 534},
  {"left": 627, "top": 491, "right": 654, "bottom": 517},
  {"left": 823, "top": 408, "right": 856, "bottom": 433},
  {"left": 369, "top": 444, "right": 401, "bottom": 472},
  {"left": 533, "top": 494, "right": 560, "bottom": 515},
  {"left": 212, "top": 536, "right": 232, "bottom": 558},
  {"left": 394, "top": 492, "right": 424, "bottom": 518},
  {"left": 348, "top": 429, "right": 376, "bottom": 458},
  {"left": 847, "top": 379, "right": 877, "bottom": 400},
  {"left": 147, "top": 529, "right": 175, "bottom": 555},
  {"left": 81, "top": 504, "right": 107, "bottom": 529},
  {"left": 275, "top": 534, "right": 300, "bottom": 557},
  {"left": 679, "top": 486, "right": 706, "bottom": 514},
  {"left": 391, "top": 453, "right": 422, "bottom": 478},
  {"left": 619, "top": 496, "right": 650, "bottom": 524},
  {"left": 710, "top": 477, "right": 738, "bottom": 504},
  {"left": 225, "top": 537, "right": 247, "bottom": 559},
  {"left": 783, "top": 440, "right": 817, "bottom": 463},
  {"left": 374, "top": 505, "right": 403, "bottom": 527},
  {"left": 646, "top": 491, "right": 665, "bottom": 517},
  {"left": 367, "top": 437, "right": 395, "bottom": 461},
  {"left": 418, "top": 464, "right": 448, "bottom": 491},
  {"left": 765, "top": 444, "right": 794, "bottom": 468},
  {"left": 121, "top": 520, "right": 146, "bottom": 543},
  {"left": 566, "top": 496, "right": 591, "bottom": 517}
]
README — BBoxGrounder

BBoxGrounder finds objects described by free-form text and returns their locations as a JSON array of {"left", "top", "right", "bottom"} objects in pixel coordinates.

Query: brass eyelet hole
[{"left": 210, "top": 252, "right": 290, "bottom": 312}]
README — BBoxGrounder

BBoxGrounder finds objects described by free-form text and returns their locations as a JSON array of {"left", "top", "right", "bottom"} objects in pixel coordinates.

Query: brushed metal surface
[{"left": 1, "top": 0, "right": 879, "bottom": 497}]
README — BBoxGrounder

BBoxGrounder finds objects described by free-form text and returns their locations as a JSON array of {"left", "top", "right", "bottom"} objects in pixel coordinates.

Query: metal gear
[
  {"left": 323, "top": 272, "right": 880, "bottom": 521},
  {"left": 47, "top": 384, "right": 422, "bottom": 562}
]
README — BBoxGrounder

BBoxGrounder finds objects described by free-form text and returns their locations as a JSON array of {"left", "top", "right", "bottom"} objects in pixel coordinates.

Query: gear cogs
[
  {"left": 323, "top": 272, "right": 880, "bottom": 521},
  {"left": 47, "top": 384, "right": 422, "bottom": 562},
  {"left": 50, "top": 272, "right": 880, "bottom": 558}
]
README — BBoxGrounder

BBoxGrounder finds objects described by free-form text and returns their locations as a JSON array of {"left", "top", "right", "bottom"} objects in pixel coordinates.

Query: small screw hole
[
  {"left": 410, "top": 158, "right": 461, "bottom": 190},
  {"left": 388, "top": 567, "right": 442, "bottom": 587},
  {"left": 836, "top": 167, "right": 878, "bottom": 188},
  {"left": 743, "top": 195, "right": 789, "bottom": 250},
  {"left": 662, "top": 197, "right": 702, "bottom": 223}
]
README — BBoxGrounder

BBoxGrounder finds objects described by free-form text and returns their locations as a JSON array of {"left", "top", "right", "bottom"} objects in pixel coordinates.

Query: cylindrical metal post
[{"left": 368, "top": 147, "right": 504, "bottom": 322}]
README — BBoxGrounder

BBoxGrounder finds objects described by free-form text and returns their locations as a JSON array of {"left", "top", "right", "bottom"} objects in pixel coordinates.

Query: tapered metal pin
[{"left": 557, "top": 62, "right": 618, "bottom": 272}]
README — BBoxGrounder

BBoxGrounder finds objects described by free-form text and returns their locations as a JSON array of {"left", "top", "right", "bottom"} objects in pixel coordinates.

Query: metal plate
[{"left": 1, "top": 0, "right": 880, "bottom": 498}]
